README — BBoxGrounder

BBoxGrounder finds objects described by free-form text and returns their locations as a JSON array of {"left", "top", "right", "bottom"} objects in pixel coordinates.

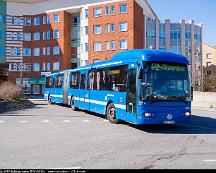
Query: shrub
[
  {"left": 0, "top": 82, "right": 24, "bottom": 101},
  {"left": 203, "top": 75, "right": 216, "bottom": 92}
]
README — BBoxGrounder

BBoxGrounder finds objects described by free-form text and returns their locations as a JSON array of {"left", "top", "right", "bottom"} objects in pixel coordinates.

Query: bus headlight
[
  {"left": 144, "top": 112, "right": 154, "bottom": 117},
  {"left": 185, "top": 112, "right": 191, "bottom": 117}
]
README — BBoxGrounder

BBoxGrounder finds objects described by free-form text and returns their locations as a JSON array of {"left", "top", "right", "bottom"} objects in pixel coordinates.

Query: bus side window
[
  {"left": 108, "top": 66, "right": 127, "bottom": 92},
  {"left": 53, "top": 77, "right": 57, "bottom": 88},
  {"left": 70, "top": 72, "right": 80, "bottom": 89},
  {"left": 46, "top": 77, "right": 52, "bottom": 88},
  {"left": 80, "top": 74, "right": 86, "bottom": 89},
  {"left": 88, "top": 71, "right": 95, "bottom": 90},
  {"left": 57, "top": 74, "right": 63, "bottom": 88}
]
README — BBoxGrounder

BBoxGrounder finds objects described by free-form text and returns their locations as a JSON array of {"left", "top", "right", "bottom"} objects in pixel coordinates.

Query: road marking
[
  {"left": 203, "top": 160, "right": 216, "bottom": 162},
  {"left": 62, "top": 120, "right": 71, "bottom": 123},
  {"left": 53, "top": 167, "right": 81, "bottom": 169},
  {"left": 0, "top": 120, "right": 5, "bottom": 123},
  {"left": 18, "top": 120, "right": 28, "bottom": 123},
  {"left": 103, "top": 119, "right": 109, "bottom": 122},
  {"left": 41, "top": 120, "right": 50, "bottom": 123},
  {"left": 83, "top": 119, "right": 90, "bottom": 123}
]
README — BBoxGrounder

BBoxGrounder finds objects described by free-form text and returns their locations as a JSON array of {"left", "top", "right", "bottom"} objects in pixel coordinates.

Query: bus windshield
[{"left": 141, "top": 62, "right": 191, "bottom": 102}]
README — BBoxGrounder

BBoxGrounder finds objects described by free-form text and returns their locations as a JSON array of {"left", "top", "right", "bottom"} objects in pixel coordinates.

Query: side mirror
[
  {"left": 191, "top": 86, "right": 193, "bottom": 101},
  {"left": 138, "top": 68, "right": 143, "bottom": 79}
]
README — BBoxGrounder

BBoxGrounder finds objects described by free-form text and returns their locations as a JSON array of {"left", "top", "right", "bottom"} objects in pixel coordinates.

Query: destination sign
[
  {"left": 108, "top": 70, "right": 120, "bottom": 75},
  {"left": 151, "top": 63, "right": 187, "bottom": 72}
]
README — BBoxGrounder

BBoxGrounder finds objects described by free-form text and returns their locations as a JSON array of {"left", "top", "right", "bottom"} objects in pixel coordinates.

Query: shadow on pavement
[{"left": 126, "top": 115, "right": 216, "bottom": 134}]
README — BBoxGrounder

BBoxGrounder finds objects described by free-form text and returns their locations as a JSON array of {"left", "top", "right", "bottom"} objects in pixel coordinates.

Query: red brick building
[{"left": 3, "top": 0, "right": 158, "bottom": 95}]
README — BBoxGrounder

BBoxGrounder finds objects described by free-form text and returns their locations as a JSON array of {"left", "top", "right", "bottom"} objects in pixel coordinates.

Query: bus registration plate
[{"left": 163, "top": 121, "right": 175, "bottom": 124}]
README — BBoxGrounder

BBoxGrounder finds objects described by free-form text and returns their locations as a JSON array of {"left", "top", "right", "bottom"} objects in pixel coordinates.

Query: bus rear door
[
  {"left": 63, "top": 70, "right": 69, "bottom": 105},
  {"left": 79, "top": 71, "right": 90, "bottom": 110}
]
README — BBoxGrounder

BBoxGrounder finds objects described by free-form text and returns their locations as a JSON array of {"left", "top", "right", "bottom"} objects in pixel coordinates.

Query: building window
[
  {"left": 119, "top": 40, "right": 128, "bottom": 50},
  {"left": 53, "top": 62, "right": 60, "bottom": 71},
  {"left": 33, "top": 48, "right": 40, "bottom": 56},
  {"left": 53, "top": 14, "right": 60, "bottom": 23},
  {"left": 0, "top": 15, "right": 4, "bottom": 24},
  {"left": 43, "top": 32, "right": 46, "bottom": 40},
  {"left": 33, "top": 63, "right": 40, "bottom": 71},
  {"left": 33, "top": 85, "right": 40, "bottom": 94},
  {"left": 34, "top": 17, "right": 40, "bottom": 25},
  {"left": 23, "top": 48, "right": 31, "bottom": 56},
  {"left": 24, "top": 64, "right": 31, "bottom": 71},
  {"left": 47, "top": 15, "right": 50, "bottom": 24},
  {"left": 53, "top": 29, "right": 60, "bottom": 39},
  {"left": 23, "top": 17, "right": 31, "bottom": 26},
  {"left": 111, "top": 23, "right": 115, "bottom": 32},
  {"left": 11, "top": 16, "right": 21, "bottom": 25},
  {"left": 94, "top": 42, "right": 102, "bottom": 52},
  {"left": 94, "top": 25, "right": 102, "bottom": 34},
  {"left": 43, "top": 47, "right": 46, "bottom": 55},
  {"left": 47, "top": 62, "right": 50, "bottom": 71},
  {"left": 111, "top": 6, "right": 115, "bottom": 15},
  {"left": 105, "top": 24, "right": 110, "bottom": 32},
  {"left": 106, "top": 6, "right": 110, "bottom": 16},
  {"left": 47, "top": 31, "right": 50, "bottom": 39},
  {"left": 53, "top": 46, "right": 60, "bottom": 55},
  {"left": 42, "top": 62, "right": 46, "bottom": 71},
  {"left": 94, "top": 8, "right": 102, "bottom": 17},
  {"left": 206, "top": 62, "right": 212, "bottom": 67},
  {"left": 34, "top": 32, "right": 40, "bottom": 41},
  {"left": 9, "top": 63, "right": 18, "bottom": 71},
  {"left": 119, "top": 3, "right": 128, "bottom": 14},
  {"left": 43, "top": 16, "right": 46, "bottom": 24},
  {"left": 105, "top": 41, "right": 110, "bottom": 50},
  {"left": 85, "top": 43, "right": 88, "bottom": 52},
  {"left": 47, "top": 47, "right": 50, "bottom": 55},
  {"left": 11, "top": 32, "right": 21, "bottom": 40},
  {"left": 119, "top": 22, "right": 128, "bottom": 32},
  {"left": 23, "top": 33, "right": 31, "bottom": 41},
  {"left": 85, "top": 26, "right": 88, "bottom": 35},
  {"left": 85, "top": 9, "right": 88, "bottom": 19},
  {"left": 206, "top": 53, "right": 212, "bottom": 59},
  {"left": 11, "top": 47, "right": 21, "bottom": 56},
  {"left": 111, "top": 41, "right": 115, "bottom": 50}
]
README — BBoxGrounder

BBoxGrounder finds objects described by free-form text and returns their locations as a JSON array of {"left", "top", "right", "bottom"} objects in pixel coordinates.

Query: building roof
[{"left": 203, "top": 42, "right": 216, "bottom": 49}]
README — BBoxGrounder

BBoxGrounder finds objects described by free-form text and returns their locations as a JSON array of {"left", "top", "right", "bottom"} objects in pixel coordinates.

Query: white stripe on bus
[{"left": 54, "top": 95, "right": 126, "bottom": 110}]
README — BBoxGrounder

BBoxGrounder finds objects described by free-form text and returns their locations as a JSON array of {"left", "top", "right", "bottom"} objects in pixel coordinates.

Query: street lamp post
[{"left": 19, "top": 62, "right": 23, "bottom": 91}]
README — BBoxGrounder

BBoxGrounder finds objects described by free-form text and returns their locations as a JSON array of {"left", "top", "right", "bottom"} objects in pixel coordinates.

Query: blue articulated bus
[{"left": 44, "top": 49, "right": 192, "bottom": 125}]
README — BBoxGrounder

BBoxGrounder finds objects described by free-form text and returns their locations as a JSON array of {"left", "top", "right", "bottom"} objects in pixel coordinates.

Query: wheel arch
[{"left": 105, "top": 100, "right": 114, "bottom": 114}]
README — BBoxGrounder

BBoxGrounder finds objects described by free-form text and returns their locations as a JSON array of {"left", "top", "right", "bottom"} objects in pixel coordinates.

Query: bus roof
[
  {"left": 89, "top": 49, "right": 189, "bottom": 68},
  {"left": 47, "top": 49, "right": 189, "bottom": 77}
]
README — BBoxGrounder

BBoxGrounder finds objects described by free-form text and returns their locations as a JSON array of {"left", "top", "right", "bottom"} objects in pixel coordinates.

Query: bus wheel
[
  {"left": 48, "top": 96, "right": 53, "bottom": 104},
  {"left": 106, "top": 103, "right": 119, "bottom": 124},
  {"left": 71, "top": 97, "right": 78, "bottom": 111}
]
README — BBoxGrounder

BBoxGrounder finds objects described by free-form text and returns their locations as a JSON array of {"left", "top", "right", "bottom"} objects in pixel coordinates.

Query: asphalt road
[{"left": 0, "top": 99, "right": 216, "bottom": 169}]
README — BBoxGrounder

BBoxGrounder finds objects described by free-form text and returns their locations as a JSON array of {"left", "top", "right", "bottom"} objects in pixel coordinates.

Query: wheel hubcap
[{"left": 109, "top": 108, "right": 116, "bottom": 119}]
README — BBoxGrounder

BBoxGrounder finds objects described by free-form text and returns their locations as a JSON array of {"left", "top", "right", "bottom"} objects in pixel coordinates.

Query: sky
[{"left": 148, "top": 0, "right": 216, "bottom": 46}]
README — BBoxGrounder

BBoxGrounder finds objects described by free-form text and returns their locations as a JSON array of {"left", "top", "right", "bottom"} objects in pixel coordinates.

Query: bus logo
[{"left": 167, "top": 114, "right": 173, "bottom": 120}]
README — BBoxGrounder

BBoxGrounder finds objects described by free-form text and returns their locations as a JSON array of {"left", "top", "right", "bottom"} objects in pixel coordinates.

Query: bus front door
[
  {"left": 79, "top": 72, "right": 89, "bottom": 110},
  {"left": 126, "top": 68, "right": 137, "bottom": 122}
]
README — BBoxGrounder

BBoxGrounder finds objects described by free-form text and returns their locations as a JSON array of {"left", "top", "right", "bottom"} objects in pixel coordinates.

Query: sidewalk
[
  {"left": 192, "top": 106, "right": 216, "bottom": 112},
  {"left": 24, "top": 95, "right": 44, "bottom": 101}
]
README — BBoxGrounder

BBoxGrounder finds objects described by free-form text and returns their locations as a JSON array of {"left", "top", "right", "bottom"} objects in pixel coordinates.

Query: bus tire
[
  {"left": 71, "top": 97, "right": 78, "bottom": 111},
  {"left": 106, "top": 103, "right": 119, "bottom": 124},
  {"left": 48, "top": 95, "right": 54, "bottom": 104}
]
